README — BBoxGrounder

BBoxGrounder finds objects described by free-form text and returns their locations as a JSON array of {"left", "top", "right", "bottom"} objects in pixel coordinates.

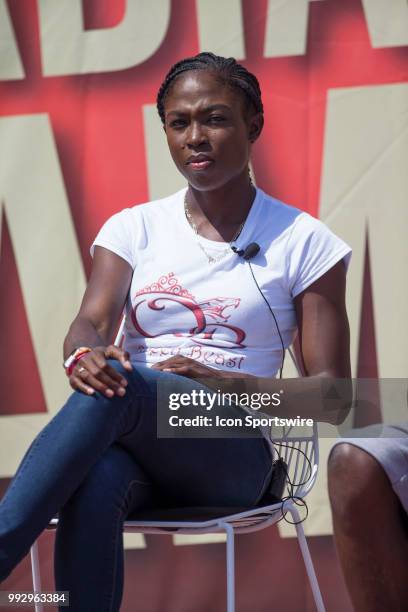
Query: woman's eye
[{"left": 169, "top": 119, "right": 187, "bottom": 128}]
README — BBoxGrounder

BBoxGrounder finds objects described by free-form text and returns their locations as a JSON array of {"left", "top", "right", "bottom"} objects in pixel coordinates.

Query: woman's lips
[{"left": 189, "top": 160, "right": 213, "bottom": 170}]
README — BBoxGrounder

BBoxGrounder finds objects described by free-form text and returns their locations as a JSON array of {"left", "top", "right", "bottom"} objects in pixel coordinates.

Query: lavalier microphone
[{"left": 231, "top": 242, "right": 260, "bottom": 261}]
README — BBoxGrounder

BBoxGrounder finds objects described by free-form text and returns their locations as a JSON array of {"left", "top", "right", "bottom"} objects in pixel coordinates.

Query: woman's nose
[{"left": 186, "top": 121, "right": 207, "bottom": 147}]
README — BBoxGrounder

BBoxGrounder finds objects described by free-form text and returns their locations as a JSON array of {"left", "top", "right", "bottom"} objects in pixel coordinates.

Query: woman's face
[{"left": 163, "top": 70, "right": 262, "bottom": 191}]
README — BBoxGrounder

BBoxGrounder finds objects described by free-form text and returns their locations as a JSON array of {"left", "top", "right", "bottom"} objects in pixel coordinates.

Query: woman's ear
[{"left": 248, "top": 112, "right": 264, "bottom": 143}]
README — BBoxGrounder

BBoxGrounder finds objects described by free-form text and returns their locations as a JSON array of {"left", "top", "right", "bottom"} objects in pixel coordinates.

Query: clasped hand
[{"left": 69, "top": 349, "right": 221, "bottom": 397}]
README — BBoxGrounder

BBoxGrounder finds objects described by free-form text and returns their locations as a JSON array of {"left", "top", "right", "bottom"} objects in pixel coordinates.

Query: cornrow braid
[{"left": 156, "top": 52, "right": 264, "bottom": 124}]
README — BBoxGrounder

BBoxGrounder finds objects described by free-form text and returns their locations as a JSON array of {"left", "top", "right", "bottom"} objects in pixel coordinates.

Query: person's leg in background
[
  {"left": 328, "top": 442, "right": 408, "bottom": 612},
  {"left": 54, "top": 443, "right": 158, "bottom": 612}
]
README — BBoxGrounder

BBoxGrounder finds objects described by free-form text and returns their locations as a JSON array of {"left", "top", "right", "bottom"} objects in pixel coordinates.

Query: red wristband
[
  {"left": 65, "top": 347, "right": 92, "bottom": 377},
  {"left": 67, "top": 352, "right": 88, "bottom": 376}
]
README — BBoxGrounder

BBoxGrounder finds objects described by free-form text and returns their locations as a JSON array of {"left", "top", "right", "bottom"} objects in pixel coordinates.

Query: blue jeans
[{"left": 0, "top": 362, "right": 273, "bottom": 611}]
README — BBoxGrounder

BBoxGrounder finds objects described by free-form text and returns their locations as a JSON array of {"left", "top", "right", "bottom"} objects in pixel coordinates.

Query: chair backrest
[
  {"left": 114, "top": 315, "right": 126, "bottom": 346},
  {"left": 269, "top": 346, "right": 319, "bottom": 500}
]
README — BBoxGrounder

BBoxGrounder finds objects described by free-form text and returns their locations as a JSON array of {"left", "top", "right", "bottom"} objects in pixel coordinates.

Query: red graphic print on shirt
[{"left": 130, "top": 273, "right": 246, "bottom": 349}]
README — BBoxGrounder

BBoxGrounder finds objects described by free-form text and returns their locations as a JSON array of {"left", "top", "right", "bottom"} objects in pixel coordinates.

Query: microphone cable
[
  {"left": 272, "top": 441, "right": 312, "bottom": 526},
  {"left": 232, "top": 242, "right": 285, "bottom": 378},
  {"left": 247, "top": 260, "right": 285, "bottom": 379},
  {"left": 232, "top": 242, "right": 311, "bottom": 524}
]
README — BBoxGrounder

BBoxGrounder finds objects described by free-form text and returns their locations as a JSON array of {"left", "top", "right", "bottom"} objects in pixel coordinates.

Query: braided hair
[{"left": 156, "top": 52, "right": 263, "bottom": 125}]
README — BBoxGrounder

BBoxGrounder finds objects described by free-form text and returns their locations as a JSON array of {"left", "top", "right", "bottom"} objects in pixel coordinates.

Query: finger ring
[{"left": 78, "top": 366, "right": 86, "bottom": 374}]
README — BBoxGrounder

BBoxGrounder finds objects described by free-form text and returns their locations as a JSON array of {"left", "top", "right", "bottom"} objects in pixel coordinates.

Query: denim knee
[
  {"left": 103, "top": 359, "right": 189, "bottom": 403},
  {"left": 104, "top": 359, "right": 157, "bottom": 398}
]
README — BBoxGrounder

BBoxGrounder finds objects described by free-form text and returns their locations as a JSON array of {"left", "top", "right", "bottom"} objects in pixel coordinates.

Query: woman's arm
[
  {"left": 64, "top": 246, "right": 133, "bottom": 397},
  {"left": 294, "top": 259, "right": 351, "bottom": 379},
  {"left": 282, "top": 258, "right": 353, "bottom": 424}
]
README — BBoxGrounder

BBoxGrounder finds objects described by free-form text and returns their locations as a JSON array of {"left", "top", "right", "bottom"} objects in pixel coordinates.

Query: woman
[{"left": 0, "top": 53, "right": 352, "bottom": 611}]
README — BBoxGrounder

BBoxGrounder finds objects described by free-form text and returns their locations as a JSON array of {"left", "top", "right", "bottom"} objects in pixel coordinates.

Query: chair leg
[
  {"left": 288, "top": 506, "right": 326, "bottom": 612},
  {"left": 221, "top": 522, "right": 235, "bottom": 612},
  {"left": 30, "top": 541, "right": 45, "bottom": 612}
]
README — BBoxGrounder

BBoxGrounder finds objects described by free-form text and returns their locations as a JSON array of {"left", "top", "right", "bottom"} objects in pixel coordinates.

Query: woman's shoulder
[
  {"left": 256, "top": 188, "right": 309, "bottom": 237},
  {"left": 127, "top": 187, "right": 186, "bottom": 218},
  {"left": 258, "top": 188, "right": 338, "bottom": 236},
  {"left": 257, "top": 189, "right": 352, "bottom": 288}
]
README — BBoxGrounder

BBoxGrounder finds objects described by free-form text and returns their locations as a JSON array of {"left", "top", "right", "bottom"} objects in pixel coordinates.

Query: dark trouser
[{"left": 0, "top": 362, "right": 273, "bottom": 611}]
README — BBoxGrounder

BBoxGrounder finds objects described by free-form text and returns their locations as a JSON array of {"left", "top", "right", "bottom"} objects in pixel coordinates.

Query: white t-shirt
[{"left": 91, "top": 186, "right": 352, "bottom": 378}]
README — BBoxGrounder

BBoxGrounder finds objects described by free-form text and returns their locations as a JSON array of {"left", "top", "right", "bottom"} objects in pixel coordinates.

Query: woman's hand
[
  {"left": 69, "top": 345, "right": 132, "bottom": 397},
  {"left": 151, "top": 356, "right": 222, "bottom": 379}
]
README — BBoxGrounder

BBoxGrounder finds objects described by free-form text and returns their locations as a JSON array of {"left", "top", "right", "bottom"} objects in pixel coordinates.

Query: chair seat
[
  {"left": 126, "top": 499, "right": 282, "bottom": 522},
  {"left": 46, "top": 497, "right": 282, "bottom": 530},
  {"left": 127, "top": 506, "right": 253, "bottom": 522}
]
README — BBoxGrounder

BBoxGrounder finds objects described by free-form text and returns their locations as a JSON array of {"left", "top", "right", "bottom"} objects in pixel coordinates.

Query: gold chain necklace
[{"left": 184, "top": 195, "right": 245, "bottom": 264}]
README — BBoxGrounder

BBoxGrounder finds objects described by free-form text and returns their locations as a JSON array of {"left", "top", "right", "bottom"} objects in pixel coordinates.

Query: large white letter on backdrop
[
  {"left": 38, "top": 0, "right": 171, "bottom": 76},
  {"left": 263, "top": 0, "right": 408, "bottom": 57},
  {"left": 196, "top": 0, "right": 245, "bottom": 60},
  {"left": 0, "top": 114, "right": 86, "bottom": 476},
  {"left": 320, "top": 83, "right": 408, "bottom": 383},
  {"left": 264, "top": 0, "right": 326, "bottom": 58},
  {"left": 0, "top": 0, "right": 25, "bottom": 80},
  {"left": 362, "top": 0, "right": 408, "bottom": 48}
]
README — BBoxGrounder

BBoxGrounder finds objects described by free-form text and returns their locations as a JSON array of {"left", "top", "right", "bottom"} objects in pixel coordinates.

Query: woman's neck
[{"left": 186, "top": 174, "right": 256, "bottom": 228}]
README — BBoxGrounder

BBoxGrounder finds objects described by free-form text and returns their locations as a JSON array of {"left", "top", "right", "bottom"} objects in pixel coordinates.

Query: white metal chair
[{"left": 29, "top": 347, "right": 325, "bottom": 612}]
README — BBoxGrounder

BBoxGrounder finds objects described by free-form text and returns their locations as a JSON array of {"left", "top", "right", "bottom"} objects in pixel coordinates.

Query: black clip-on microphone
[{"left": 231, "top": 242, "right": 260, "bottom": 261}]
